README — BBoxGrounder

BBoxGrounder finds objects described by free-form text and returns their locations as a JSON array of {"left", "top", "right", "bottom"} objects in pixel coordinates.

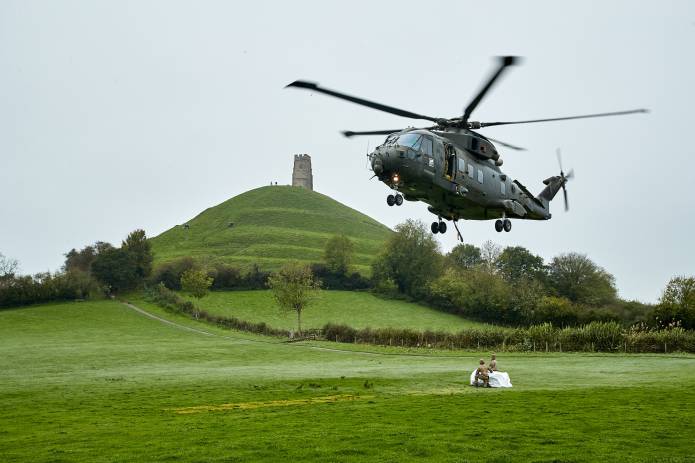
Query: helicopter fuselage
[{"left": 370, "top": 128, "right": 554, "bottom": 222}]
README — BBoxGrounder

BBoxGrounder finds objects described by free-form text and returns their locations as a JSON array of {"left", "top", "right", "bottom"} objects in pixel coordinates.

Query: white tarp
[{"left": 470, "top": 369, "right": 513, "bottom": 388}]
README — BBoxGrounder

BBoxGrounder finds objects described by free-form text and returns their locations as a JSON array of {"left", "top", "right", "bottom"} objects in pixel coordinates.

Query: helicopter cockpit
[{"left": 383, "top": 133, "right": 434, "bottom": 157}]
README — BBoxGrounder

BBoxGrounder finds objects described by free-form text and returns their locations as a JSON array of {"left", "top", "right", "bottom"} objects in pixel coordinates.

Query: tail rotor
[{"left": 556, "top": 148, "right": 574, "bottom": 212}]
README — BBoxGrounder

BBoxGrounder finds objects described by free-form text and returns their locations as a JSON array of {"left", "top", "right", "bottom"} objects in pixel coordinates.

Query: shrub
[
  {"left": 0, "top": 271, "right": 102, "bottom": 309},
  {"left": 322, "top": 321, "right": 695, "bottom": 353},
  {"left": 310, "top": 263, "right": 371, "bottom": 291},
  {"left": 150, "top": 257, "right": 198, "bottom": 290}
]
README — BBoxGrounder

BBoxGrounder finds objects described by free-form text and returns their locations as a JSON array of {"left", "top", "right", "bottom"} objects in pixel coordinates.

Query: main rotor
[{"left": 286, "top": 56, "right": 648, "bottom": 151}]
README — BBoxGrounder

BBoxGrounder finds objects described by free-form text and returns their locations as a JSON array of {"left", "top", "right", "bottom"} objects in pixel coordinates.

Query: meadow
[
  {"left": 186, "top": 290, "right": 491, "bottom": 332},
  {"left": 1, "top": 300, "right": 694, "bottom": 462}
]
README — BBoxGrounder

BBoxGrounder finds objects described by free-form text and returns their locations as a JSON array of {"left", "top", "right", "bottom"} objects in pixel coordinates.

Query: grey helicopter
[{"left": 286, "top": 56, "right": 647, "bottom": 240}]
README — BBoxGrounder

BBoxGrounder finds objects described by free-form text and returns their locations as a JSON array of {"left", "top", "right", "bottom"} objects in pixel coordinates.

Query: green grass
[
  {"left": 149, "top": 186, "right": 392, "bottom": 274},
  {"left": 1, "top": 300, "right": 695, "bottom": 462},
  {"left": 188, "top": 290, "right": 491, "bottom": 332}
]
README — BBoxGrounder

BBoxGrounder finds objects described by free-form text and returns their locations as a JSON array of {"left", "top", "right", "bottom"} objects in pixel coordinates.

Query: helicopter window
[
  {"left": 501, "top": 181, "right": 506, "bottom": 195},
  {"left": 396, "top": 133, "right": 422, "bottom": 149},
  {"left": 467, "top": 164, "right": 475, "bottom": 178},
  {"left": 381, "top": 134, "right": 398, "bottom": 147},
  {"left": 477, "top": 168, "right": 484, "bottom": 184},
  {"left": 421, "top": 137, "right": 433, "bottom": 156}
]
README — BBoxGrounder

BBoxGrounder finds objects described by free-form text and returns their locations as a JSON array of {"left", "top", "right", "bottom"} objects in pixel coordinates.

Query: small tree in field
[
  {"left": 180, "top": 269, "right": 213, "bottom": 300},
  {"left": 268, "top": 262, "right": 320, "bottom": 336},
  {"left": 324, "top": 235, "right": 354, "bottom": 275}
]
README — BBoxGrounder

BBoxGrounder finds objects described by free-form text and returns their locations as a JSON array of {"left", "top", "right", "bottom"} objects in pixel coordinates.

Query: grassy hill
[
  {"left": 187, "top": 290, "right": 492, "bottom": 332},
  {"left": 2, "top": 300, "right": 694, "bottom": 461},
  {"left": 150, "top": 186, "right": 392, "bottom": 274}
]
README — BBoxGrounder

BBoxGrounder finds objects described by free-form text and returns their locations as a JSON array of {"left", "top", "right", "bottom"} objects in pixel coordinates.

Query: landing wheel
[
  {"left": 386, "top": 194, "right": 395, "bottom": 206},
  {"left": 431, "top": 222, "right": 439, "bottom": 234},
  {"left": 395, "top": 194, "right": 403, "bottom": 206},
  {"left": 495, "top": 219, "right": 504, "bottom": 233},
  {"left": 503, "top": 219, "right": 512, "bottom": 232},
  {"left": 438, "top": 221, "right": 447, "bottom": 234}
]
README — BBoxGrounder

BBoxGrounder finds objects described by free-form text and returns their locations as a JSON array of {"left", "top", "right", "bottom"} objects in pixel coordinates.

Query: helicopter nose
[{"left": 371, "top": 152, "right": 385, "bottom": 175}]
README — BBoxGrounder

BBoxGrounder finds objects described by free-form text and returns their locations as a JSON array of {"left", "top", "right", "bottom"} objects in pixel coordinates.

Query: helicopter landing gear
[
  {"left": 495, "top": 219, "right": 512, "bottom": 232},
  {"left": 387, "top": 194, "right": 403, "bottom": 206},
  {"left": 431, "top": 220, "right": 447, "bottom": 234}
]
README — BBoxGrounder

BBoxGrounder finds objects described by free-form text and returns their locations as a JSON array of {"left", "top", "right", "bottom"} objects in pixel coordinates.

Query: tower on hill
[{"left": 292, "top": 154, "right": 313, "bottom": 191}]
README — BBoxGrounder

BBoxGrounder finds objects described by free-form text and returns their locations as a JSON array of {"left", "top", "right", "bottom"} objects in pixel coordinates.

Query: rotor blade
[
  {"left": 563, "top": 186, "right": 569, "bottom": 212},
  {"left": 565, "top": 168, "right": 574, "bottom": 180},
  {"left": 342, "top": 129, "right": 404, "bottom": 138},
  {"left": 462, "top": 56, "right": 520, "bottom": 125},
  {"left": 486, "top": 137, "right": 526, "bottom": 151},
  {"left": 556, "top": 148, "right": 563, "bottom": 173},
  {"left": 286, "top": 80, "right": 441, "bottom": 123},
  {"left": 479, "top": 108, "right": 649, "bottom": 128}
]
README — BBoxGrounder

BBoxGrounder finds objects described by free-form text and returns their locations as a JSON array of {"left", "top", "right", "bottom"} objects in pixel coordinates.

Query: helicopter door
[{"left": 444, "top": 145, "right": 456, "bottom": 181}]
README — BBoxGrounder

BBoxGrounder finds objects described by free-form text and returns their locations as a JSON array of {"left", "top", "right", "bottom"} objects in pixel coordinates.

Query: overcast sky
[{"left": 1, "top": 0, "right": 693, "bottom": 303}]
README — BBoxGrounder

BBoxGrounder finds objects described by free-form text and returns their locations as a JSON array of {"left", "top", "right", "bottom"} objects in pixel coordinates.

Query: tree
[
  {"left": 372, "top": 219, "right": 441, "bottom": 298},
  {"left": 180, "top": 269, "right": 213, "bottom": 299},
  {"left": 651, "top": 276, "right": 695, "bottom": 329},
  {"left": 496, "top": 246, "right": 546, "bottom": 282},
  {"left": 428, "top": 267, "right": 513, "bottom": 323},
  {"left": 323, "top": 235, "right": 354, "bottom": 275},
  {"left": 64, "top": 241, "right": 113, "bottom": 273},
  {"left": 480, "top": 240, "right": 502, "bottom": 274},
  {"left": 0, "top": 252, "right": 19, "bottom": 281},
  {"left": 91, "top": 248, "right": 139, "bottom": 293},
  {"left": 268, "top": 262, "right": 320, "bottom": 335},
  {"left": 547, "top": 253, "right": 617, "bottom": 306},
  {"left": 122, "top": 229, "right": 153, "bottom": 279},
  {"left": 447, "top": 243, "right": 482, "bottom": 270}
]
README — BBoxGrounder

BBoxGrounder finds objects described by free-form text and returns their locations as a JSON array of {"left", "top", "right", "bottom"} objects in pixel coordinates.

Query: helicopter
[{"left": 286, "top": 56, "right": 647, "bottom": 240}]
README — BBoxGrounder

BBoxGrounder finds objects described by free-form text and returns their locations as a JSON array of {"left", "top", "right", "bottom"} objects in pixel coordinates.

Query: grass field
[
  {"left": 149, "top": 186, "right": 392, "bottom": 274},
  {"left": 186, "top": 290, "right": 491, "bottom": 332},
  {"left": 2, "top": 300, "right": 694, "bottom": 462}
]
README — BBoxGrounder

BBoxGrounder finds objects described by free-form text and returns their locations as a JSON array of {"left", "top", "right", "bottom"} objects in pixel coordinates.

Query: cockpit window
[
  {"left": 396, "top": 133, "right": 422, "bottom": 149},
  {"left": 384, "top": 134, "right": 399, "bottom": 146},
  {"left": 421, "top": 137, "right": 433, "bottom": 156}
]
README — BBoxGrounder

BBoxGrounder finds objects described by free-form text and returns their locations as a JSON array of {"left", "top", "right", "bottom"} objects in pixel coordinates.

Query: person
[
  {"left": 489, "top": 353, "right": 498, "bottom": 372},
  {"left": 475, "top": 359, "right": 490, "bottom": 387}
]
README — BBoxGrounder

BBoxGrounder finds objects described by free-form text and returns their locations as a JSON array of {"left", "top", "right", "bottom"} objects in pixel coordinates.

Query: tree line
[
  {"left": 2, "top": 220, "right": 692, "bottom": 333},
  {"left": 0, "top": 230, "right": 153, "bottom": 308},
  {"left": 369, "top": 219, "right": 693, "bottom": 329}
]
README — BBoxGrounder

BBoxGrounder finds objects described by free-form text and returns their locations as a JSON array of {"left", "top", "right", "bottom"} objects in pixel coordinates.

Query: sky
[{"left": 1, "top": 0, "right": 693, "bottom": 303}]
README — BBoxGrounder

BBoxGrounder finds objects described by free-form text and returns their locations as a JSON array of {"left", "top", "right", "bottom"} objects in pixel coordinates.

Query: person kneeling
[{"left": 475, "top": 359, "right": 490, "bottom": 388}]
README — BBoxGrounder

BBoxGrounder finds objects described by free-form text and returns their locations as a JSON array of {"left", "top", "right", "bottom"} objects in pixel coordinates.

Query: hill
[
  {"left": 185, "top": 290, "right": 492, "bottom": 332},
  {"left": 150, "top": 186, "right": 392, "bottom": 273}
]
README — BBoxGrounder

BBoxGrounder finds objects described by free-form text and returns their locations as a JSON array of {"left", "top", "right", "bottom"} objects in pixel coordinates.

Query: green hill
[{"left": 150, "top": 186, "right": 392, "bottom": 273}]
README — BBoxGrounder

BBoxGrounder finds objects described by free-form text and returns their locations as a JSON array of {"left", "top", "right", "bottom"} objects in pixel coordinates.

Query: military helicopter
[{"left": 286, "top": 56, "right": 647, "bottom": 240}]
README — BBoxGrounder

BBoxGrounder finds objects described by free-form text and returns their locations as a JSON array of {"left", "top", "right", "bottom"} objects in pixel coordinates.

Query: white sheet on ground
[{"left": 469, "top": 369, "right": 513, "bottom": 388}]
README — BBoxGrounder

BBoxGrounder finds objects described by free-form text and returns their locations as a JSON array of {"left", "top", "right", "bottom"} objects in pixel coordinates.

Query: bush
[
  {"left": 209, "top": 264, "right": 242, "bottom": 290},
  {"left": 150, "top": 257, "right": 198, "bottom": 290},
  {"left": 322, "top": 321, "right": 695, "bottom": 353},
  {"left": 310, "top": 263, "right": 371, "bottom": 291},
  {"left": 0, "top": 271, "right": 102, "bottom": 309}
]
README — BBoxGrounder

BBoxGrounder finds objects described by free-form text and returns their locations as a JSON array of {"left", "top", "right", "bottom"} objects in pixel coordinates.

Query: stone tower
[{"left": 292, "top": 154, "right": 313, "bottom": 190}]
